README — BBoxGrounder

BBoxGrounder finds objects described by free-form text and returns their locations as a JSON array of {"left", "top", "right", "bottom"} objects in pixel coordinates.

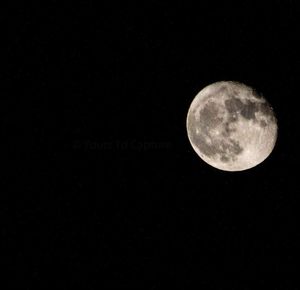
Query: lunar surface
[{"left": 186, "top": 81, "right": 278, "bottom": 171}]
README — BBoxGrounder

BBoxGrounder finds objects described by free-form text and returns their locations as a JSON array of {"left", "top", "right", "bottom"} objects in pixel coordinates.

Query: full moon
[{"left": 186, "top": 81, "right": 278, "bottom": 171}]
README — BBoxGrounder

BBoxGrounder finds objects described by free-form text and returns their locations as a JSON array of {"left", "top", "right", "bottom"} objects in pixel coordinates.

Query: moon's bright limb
[{"left": 186, "top": 81, "right": 278, "bottom": 171}]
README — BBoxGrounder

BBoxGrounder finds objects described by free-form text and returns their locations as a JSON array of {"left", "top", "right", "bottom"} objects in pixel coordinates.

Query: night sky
[{"left": 4, "top": 1, "right": 300, "bottom": 289}]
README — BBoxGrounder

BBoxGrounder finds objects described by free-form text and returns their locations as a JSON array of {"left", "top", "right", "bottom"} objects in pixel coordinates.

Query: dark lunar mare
[
  {"left": 199, "top": 102, "right": 224, "bottom": 133},
  {"left": 259, "top": 102, "right": 276, "bottom": 121},
  {"left": 240, "top": 101, "right": 258, "bottom": 120},
  {"left": 225, "top": 96, "right": 275, "bottom": 128},
  {"left": 225, "top": 97, "right": 259, "bottom": 121},
  {"left": 188, "top": 102, "right": 243, "bottom": 163},
  {"left": 224, "top": 98, "right": 244, "bottom": 114}
]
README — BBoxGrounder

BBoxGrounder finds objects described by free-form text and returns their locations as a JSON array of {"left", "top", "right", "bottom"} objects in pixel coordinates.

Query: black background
[{"left": 3, "top": 1, "right": 300, "bottom": 289}]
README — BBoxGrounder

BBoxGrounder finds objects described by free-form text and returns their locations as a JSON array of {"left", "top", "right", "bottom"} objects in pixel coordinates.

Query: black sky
[{"left": 4, "top": 1, "right": 300, "bottom": 289}]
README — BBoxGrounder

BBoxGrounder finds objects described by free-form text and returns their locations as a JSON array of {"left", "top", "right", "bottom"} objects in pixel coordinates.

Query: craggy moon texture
[{"left": 186, "top": 81, "right": 278, "bottom": 171}]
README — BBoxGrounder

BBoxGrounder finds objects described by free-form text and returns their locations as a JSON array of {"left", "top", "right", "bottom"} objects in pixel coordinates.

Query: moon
[{"left": 186, "top": 81, "right": 278, "bottom": 171}]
